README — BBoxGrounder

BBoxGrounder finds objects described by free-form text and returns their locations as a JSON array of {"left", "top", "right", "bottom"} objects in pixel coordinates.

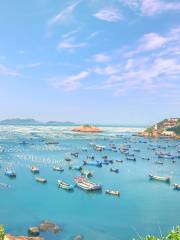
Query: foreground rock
[
  {"left": 72, "top": 125, "right": 102, "bottom": 133},
  {"left": 28, "top": 227, "right": 39, "bottom": 236},
  {"left": 5, "top": 234, "right": 43, "bottom": 240},
  {"left": 38, "top": 220, "right": 60, "bottom": 233},
  {"left": 73, "top": 234, "right": 83, "bottom": 240}
]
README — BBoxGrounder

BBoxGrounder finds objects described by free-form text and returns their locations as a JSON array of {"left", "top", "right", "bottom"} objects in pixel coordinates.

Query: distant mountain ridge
[{"left": 0, "top": 118, "right": 77, "bottom": 126}]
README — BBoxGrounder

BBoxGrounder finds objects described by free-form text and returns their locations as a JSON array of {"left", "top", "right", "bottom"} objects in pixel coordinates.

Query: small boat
[
  {"left": 149, "top": 174, "right": 170, "bottom": 183},
  {"left": 102, "top": 155, "right": 108, "bottom": 160},
  {"left": 126, "top": 157, "right": 136, "bottom": 161},
  {"left": 69, "top": 165, "right": 82, "bottom": 171},
  {"left": 58, "top": 180, "right": 73, "bottom": 190},
  {"left": 31, "top": 166, "right": 40, "bottom": 174},
  {"left": 46, "top": 141, "right": 59, "bottom": 145},
  {"left": 116, "top": 160, "right": 123, "bottom": 163},
  {"left": 102, "top": 159, "right": 113, "bottom": 165},
  {"left": 110, "top": 168, "right": 119, "bottom": 173},
  {"left": 80, "top": 168, "right": 93, "bottom": 178},
  {"left": 74, "top": 177, "right": 102, "bottom": 191},
  {"left": 53, "top": 166, "right": 64, "bottom": 172},
  {"left": 142, "top": 157, "right": 150, "bottom": 160},
  {"left": 35, "top": 177, "right": 47, "bottom": 183},
  {"left": 174, "top": 184, "right": 180, "bottom": 190},
  {"left": 87, "top": 155, "right": 94, "bottom": 160},
  {"left": 83, "top": 160, "right": 102, "bottom": 167},
  {"left": 105, "top": 189, "right": 120, "bottom": 196},
  {"left": 155, "top": 161, "right": 164, "bottom": 165},
  {"left": 71, "top": 152, "right": 79, "bottom": 158},
  {"left": 65, "top": 157, "right": 72, "bottom": 162},
  {"left": 134, "top": 149, "right": 140, "bottom": 152},
  {"left": 5, "top": 170, "right": 16, "bottom": 178},
  {"left": 0, "top": 182, "right": 11, "bottom": 188}
]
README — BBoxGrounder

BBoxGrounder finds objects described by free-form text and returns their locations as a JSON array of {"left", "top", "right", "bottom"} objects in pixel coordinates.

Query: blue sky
[{"left": 0, "top": 0, "right": 180, "bottom": 125}]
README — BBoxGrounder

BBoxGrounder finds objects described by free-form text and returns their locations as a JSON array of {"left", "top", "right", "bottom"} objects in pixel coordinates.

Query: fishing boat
[
  {"left": 74, "top": 177, "right": 102, "bottom": 191},
  {"left": 83, "top": 160, "right": 102, "bottom": 167},
  {"left": 0, "top": 182, "right": 11, "bottom": 188},
  {"left": 35, "top": 177, "right": 47, "bottom": 183},
  {"left": 69, "top": 165, "right": 82, "bottom": 171},
  {"left": 142, "top": 157, "right": 150, "bottom": 160},
  {"left": 46, "top": 141, "right": 59, "bottom": 145},
  {"left": 105, "top": 189, "right": 120, "bottom": 196},
  {"left": 71, "top": 152, "right": 79, "bottom": 158},
  {"left": 149, "top": 174, "right": 170, "bottom": 183},
  {"left": 116, "top": 160, "right": 123, "bottom": 163},
  {"left": 158, "top": 154, "right": 174, "bottom": 159},
  {"left": 53, "top": 166, "right": 64, "bottom": 172},
  {"left": 58, "top": 180, "right": 73, "bottom": 190},
  {"left": 155, "top": 161, "right": 164, "bottom": 165},
  {"left": 80, "top": 168, "right": 93, "bottom": 178},
  {"left": 126, "top": 157, "right": 136, "bottom": 161},
  {"left": 31, "top": 166, "right": 40, "bottom": 174},
  {"left": 87, "top": 155, "right": 94, "bottom": 160},
  {"left": 110, "top": 168, "right": 119, "bottom": 173},
  {"left": 134, "top": 149, "right": 140, "bottom": 152},
  {"left": 5, "top": 170, "right": 16, "bottom": 178},
  {"left": 174, "top": 184, "right": 180, "bottom": 190},
  {"left": 102, "top": 159, "right": 113, "bottom": 165}
]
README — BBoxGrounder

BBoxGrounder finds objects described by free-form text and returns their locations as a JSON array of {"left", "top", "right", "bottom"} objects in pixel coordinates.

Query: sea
[{"left": 0, "top": 125, "right": 180, "bottom": 240}]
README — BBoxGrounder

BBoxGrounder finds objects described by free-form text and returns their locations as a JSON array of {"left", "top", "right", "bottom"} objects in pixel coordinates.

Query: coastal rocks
[
  {"left": 38, "top": 220, "right": 60, "bottom": 233},
  {"left": 28, "top": 227, "right": 39, "bottom": 236},
  {"left": 28, "top": 221, "right": 60, "bottom": 238},
  {"left": 72, "top": 125, "right": 102, "bottom": 133},
  {"left": 5, "top": 234, "right": 43, "bottom": 240},
  {"left": 73, "top": 235, "right": 83, "bottom": 240}
]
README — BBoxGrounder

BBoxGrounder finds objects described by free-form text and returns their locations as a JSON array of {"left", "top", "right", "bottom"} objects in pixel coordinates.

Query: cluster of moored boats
[{"left": 1, "top": 137, "right": 180, "bottom": 195}]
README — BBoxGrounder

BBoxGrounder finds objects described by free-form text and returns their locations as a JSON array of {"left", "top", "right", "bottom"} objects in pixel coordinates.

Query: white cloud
[
  {"left": 86, "top": 25, "right": 180, "bottom": 98},
  {"left": 93, "top": 8, "right": 123, "bottom": 22},
  {"left": 27, "top": 62, "right": 42, "bottom": 68},
  {"left": 121, "top": 0, "right": 180, "bottom": 16},
  {"left": 48, "top": 0, "right": 81, "bottom": 26},
  {"left": 19, "top": 50, "right": 25, "bottom": 55},
  {"left": 50, "top": 71, "right": 89, "bottom": 91},
  {"left": 0, "top": 64, "right": 20, "bottom": 76},
  {"left": 93, "top": 54, "right": 111, "bottom": 63},
  {"left": 57, "top": 39, "right": 87, "bottom": 50}
]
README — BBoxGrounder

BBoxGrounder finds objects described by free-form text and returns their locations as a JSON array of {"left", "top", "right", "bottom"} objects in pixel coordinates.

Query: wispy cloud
[
  {"left": 0, "top": 64, "right": 20, "bottom": 76},
  {"left": 121, "top": 0, "right": 180, "bottom": 16},
  {"left": 93, "top": 8, "right": 123, "bottom": 22},
  {"left": 57, "top": 39, "right": 87, "bottom": 51},
  {"left": 93, "top": 53, "right": 111, "bottom": 63},
  {"left": 86, "top": 25, "right": 180, "bottom": 97},
  {"left": 48, "top": 1, "right": 81, "bottom": 26},
  {"left": 49, "top": 71, "right": 89, "bottom": 91},
  {"left": 27, "top": 62, "right": 42, "bottom": 68}
]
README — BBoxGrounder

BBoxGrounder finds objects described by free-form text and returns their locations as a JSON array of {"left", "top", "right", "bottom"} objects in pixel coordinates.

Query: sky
[{"left": 0, "top": 0, "right": 180, "bottom": 125}]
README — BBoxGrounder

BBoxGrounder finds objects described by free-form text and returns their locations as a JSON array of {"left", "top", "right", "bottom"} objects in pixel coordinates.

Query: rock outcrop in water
[
  {"left": 72, "top": 125, "right": 102, "bottom": 133},
  {"left": 28, "top": 220, "right": 61, "bottom": 237}
]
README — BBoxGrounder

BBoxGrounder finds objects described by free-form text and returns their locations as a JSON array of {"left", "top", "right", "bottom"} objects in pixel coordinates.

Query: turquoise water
[{"left": 0, "top": 125, "right": 180, "bottom": 240}]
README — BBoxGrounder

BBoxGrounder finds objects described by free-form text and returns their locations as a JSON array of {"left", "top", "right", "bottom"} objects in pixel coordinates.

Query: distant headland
[
  {"left": 0, "top": 118, "right": 77, "bottom": 126},
  {"left": 139, "top": 118, "right": 180, "bottom": 138}
]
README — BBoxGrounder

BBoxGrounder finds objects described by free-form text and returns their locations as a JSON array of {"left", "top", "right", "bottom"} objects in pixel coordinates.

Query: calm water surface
[{"left": 0, "top": 126, "right": 180, "bottom": 240}]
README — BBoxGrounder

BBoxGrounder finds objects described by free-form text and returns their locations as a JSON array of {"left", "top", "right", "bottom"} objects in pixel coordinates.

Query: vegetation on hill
[
  {"left": 140, "top": 225, "right": 180, "bottom": 240},
  {"left": 168, "top": 124, "right": 180, "bottom": 135},
  {"left": 0, "top": 225, "right": 5, "bottom": 240}
]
